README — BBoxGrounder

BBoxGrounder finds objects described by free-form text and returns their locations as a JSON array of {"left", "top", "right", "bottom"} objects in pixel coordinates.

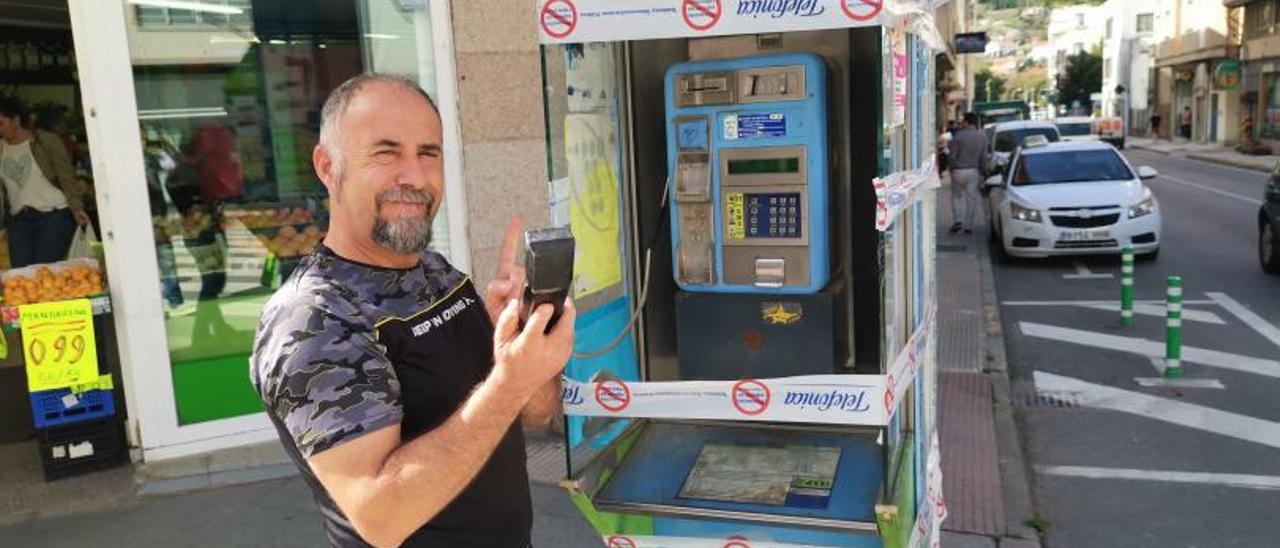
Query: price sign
[{"left": 19, "top": 299, "right": 98, "bottom": 392}]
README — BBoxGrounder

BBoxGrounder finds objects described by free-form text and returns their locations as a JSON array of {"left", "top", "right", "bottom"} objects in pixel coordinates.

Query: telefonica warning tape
[
  {"left": 884, "top": 301, "right": 936, "bottom": 421},
  {"left": 564, "top": 374, "right": 890, "bottom": 426},
  {"left": 534, "top": 0, "right": 950, "bottom": 47},
  {"left": 874, "top": 160, "right": 941, "bottom": 231},
  {"left": 603, "top": 533, "right": 831, "bottom": 548},
  {"left": 907, "top": 432, "right": 949, "bottom": 548},
  {"left": 566, "top": 303, "right": 935, "bottom": 426}
]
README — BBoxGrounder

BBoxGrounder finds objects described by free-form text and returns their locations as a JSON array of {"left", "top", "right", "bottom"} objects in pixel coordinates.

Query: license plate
[{"left": 1059, "top": 229, "right": 1111, "bottom": 241}]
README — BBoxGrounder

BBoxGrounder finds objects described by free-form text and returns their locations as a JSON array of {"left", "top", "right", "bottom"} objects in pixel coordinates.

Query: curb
[
  {"left": 1128, "top": 142, "right": 1173, "bottom": 155},
  {"left": 1184, "top": 153, "right": 1274, "bottom": 173},
  {"left": 974, "top": 228, "right": 1043, "bottom": 548}
]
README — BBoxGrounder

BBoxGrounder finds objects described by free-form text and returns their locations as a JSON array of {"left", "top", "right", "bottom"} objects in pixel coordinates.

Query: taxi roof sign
[{"left": 1023, "top": 135, "right": 1050, "bottom": 148}]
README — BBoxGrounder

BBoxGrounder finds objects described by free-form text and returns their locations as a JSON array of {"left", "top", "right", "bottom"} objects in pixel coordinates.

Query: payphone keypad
[{"left": 745, "top": 194, "right": 802, "bottom": 239}]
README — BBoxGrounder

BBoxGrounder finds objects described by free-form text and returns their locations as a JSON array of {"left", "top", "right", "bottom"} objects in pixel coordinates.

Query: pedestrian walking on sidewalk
[
  {"left": 1149, "top": 112, "right": 1161, "bottom": 138},
  {"left": 947, "top": 112, "right": 988, "bottom": 235},
  {"left": 250, "top": 73, "right": 575, "bottom": 548},
  {"left": 1180, "top": 106, "right": 1192, "bottom": 140}
]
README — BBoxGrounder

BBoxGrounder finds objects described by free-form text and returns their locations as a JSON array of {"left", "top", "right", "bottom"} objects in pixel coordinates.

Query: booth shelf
[{"left": 589, "top": 420, "right": 884, "bottom": 532}]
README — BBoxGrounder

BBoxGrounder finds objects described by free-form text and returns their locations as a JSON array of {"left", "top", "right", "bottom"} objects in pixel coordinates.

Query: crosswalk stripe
[
  {"left": 1034, "top": 371, "right": 1280, "bottom": 450},
  {"left": 1020, "top": 322, "right": 1280, "bottom": 379},
  {"left": 1035, "top": 465, "right": 1280, "bottom": 491}
]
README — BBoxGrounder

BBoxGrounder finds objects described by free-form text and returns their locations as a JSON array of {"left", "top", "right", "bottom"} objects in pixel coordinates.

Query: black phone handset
[{"left": 520, "top": 227, "right": 575, "bottom": 334}]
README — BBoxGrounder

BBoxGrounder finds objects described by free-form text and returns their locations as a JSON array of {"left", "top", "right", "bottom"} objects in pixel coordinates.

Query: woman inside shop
[{"left": 0, "top": 95, "right": 89, "bottom": 268}]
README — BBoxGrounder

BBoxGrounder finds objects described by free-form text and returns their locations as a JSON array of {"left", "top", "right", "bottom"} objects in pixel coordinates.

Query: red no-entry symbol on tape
[
  {"left": 682, "top": 0, "right": 722, "bottom": 32},
  {"left": 605, "top": 535, "right": 637, "bottom": 548},
  {"left": 541, "top": 0, "right": 578, "bottom": 39},
  {"left": 595, "top": 379, "right": 631, "bottom": 412},
  {"left": 732, "top": 379, "right": 770, "bottom": 416},
  {"left": 884, "top": 373, "right": 896, "bottom": 413},
  {"left": 841, "top": 0, "right": 883, "bottom": 21},
  {"left": 724, "top": 535, "right": 752, "bottom": 548}
]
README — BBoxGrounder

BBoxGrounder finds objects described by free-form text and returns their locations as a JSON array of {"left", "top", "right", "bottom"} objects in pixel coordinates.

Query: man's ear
[{"left": 313, "top": 145, "right": 338, "bottom": 197}]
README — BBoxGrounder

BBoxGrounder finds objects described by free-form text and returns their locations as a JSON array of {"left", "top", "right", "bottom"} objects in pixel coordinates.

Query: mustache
[{"left": 375, "top": 187, "right": 435, "bottom": 210}]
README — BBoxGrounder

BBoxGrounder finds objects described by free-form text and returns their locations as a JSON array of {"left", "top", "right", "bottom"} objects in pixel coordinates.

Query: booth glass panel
[
  {"left": 122, "top": 0, "right": 444, "bottom": 425},
  {"left": 539, "top": 42, "right": 641, "bottom": 477}
]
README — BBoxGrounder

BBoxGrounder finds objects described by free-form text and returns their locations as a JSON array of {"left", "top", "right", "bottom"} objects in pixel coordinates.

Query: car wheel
[
  {"left": 1262, "top": 218, "right": 1280, "bottom": 275},
  {"left": 1138, "top": 248, "right": 1159, "bottom": 261}
]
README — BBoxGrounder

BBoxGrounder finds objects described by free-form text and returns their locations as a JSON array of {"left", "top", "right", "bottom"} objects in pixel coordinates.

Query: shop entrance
[{"left": 0, "top": 0, "right": 132, "bottom": 509}]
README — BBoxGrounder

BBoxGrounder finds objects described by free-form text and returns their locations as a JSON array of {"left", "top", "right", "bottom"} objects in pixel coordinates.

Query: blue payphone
[{"left": 666, "top": 52, "right": 831, "bottom": 295}]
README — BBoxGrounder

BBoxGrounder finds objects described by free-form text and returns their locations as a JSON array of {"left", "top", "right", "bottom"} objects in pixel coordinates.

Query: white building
[
  {"left": 1047, "top": 4, "right": 1107, "bottom": 80},
  {"left": 1100, "top": 0, "right": 1159, "bottom": 132}
]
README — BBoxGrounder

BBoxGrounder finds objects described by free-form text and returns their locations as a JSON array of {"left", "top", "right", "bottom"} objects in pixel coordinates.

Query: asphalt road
[{"left": 993, "top": 149, "right": 1280, "bottom": 548}]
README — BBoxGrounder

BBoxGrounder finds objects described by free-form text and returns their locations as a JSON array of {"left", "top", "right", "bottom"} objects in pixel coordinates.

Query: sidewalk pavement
[
  {"left": 1129, "top": 136, "right": 1279, "bottom": 173},
  {"left": 936, "top": 176, "right": 1042, "bottom": 548},
  {"left": 0, "top": 431, "right": 603, "bottom": 546}
]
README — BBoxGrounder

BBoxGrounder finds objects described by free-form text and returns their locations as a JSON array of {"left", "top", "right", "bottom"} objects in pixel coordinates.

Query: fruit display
[
  {"left": 229, "top": 207, "right": 313, "bottom": 229},
  {"left": 263, "top": 224, "right": 324, "bottom": 258},
  {"left": 2, "top": 259, "right": 105, "bottom": 307}
]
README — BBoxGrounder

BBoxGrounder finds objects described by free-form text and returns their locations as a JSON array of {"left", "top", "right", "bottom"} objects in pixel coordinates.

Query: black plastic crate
[{"left": 37, "top": 417, "right": 127, "bottom": 481}]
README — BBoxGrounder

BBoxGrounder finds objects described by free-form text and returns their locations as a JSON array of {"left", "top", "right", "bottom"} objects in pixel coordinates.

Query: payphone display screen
[
  {"left": 726, "top": 157, "right": 801, "bottom": 174},
  {"left": 744, "top": 193, "right": 803, "bottom": 238}
]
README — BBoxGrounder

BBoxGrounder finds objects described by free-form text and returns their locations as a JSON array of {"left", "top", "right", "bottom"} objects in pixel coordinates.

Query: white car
[
  {"left": 985, "top": 140, "right": 1161, "bottom": 260},
  {"left": 986, "top": 120, "right": 1062, "bottom": 171},
  {"left": 1054, "top": 116, "right": 1099, "bottom": 143}
]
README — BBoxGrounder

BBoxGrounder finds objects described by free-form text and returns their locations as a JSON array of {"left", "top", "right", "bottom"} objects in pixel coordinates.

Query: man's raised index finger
[{"left": 497, "top": 217, "right": 524, "bottom": 276}]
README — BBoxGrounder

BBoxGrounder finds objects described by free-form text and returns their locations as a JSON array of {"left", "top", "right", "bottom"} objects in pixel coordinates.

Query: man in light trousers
[{"left": 946, "top": 112, "right": 988, "bottom": 235}]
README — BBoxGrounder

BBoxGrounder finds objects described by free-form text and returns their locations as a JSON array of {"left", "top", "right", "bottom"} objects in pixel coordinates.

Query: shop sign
[
  {"left": 535, "top": 0, "right": 900, "bottom": 44},
  {"left": 19, "top": 299, "right": 98, "bottom": 392},
  {"left": 1214, "top": 59, "right": 1240, "bottom": 91}
]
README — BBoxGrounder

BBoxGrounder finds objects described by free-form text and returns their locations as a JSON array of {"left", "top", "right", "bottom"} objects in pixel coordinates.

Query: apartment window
[
  {"left": 1076, "top": 13, "right": 1085, "bottom": 28},
  {"left": 1251, "top": 1, "right": 1278, "bottom": 39},
  {"left": 1073, "top": 42, "right": 1084, "bottom": 55},
  {"left": 1106, "top": 19, "right": 1112, "bottom": 39},
  {"left": 1104, "top": 59, "right": 1111, "bottom": 76},
  {"left": 1136, "top": 13, "right": 1153, "bottom": 33}
]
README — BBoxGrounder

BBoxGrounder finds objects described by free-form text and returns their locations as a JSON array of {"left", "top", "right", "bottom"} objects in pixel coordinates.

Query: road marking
[
  {"left": 1035, "top": 465, "right": 1280, "bottom": 491},
  {"left": 1063, "top": 261, "right": 1113, "bottom": 280},
  {"left": 1082, "top": 303, "right": 1224, "bottom": 324},
  {"left": 1134, "top": 377, "right": 1225, "bottom": 389},
  {"left": 1003, "top": 299, "right": 1215, "bottom": 306},
  {"left": 1035, "top": 371, "right": 1280, "bottom": 449},
  {"left": 1206, "top": 292, "right": 1280, "bottom": 352},
  {"left": 1156, "top": 174, "right": 1264, "bottom": 206},
  {"left": 1020, "top": 322, "right": 1280, "bottom": 378},
  {"left": 1001, "top": 300, "right": 1224, "bottom": 324}
]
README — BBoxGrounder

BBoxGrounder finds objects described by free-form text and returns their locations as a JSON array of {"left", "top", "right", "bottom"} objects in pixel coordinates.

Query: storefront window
[
  {"left": 1264, "top": 73, "right": 1280, "bottom": 139},
  {"left": 123, "top": 0, "right": 443, "bottom": 425}
]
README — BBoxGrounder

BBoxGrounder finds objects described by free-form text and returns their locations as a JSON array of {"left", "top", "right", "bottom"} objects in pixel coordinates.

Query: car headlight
[
  {"left": 1128, "top": 190, "right": 1157, "bottom": 219},
  {"left": 1010, "top": 201, "right": 1042, "bottom": 223}
]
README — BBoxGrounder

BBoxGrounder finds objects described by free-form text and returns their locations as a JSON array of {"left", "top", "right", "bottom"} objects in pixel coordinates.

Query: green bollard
[
  {"left": 1164, "top": 276, "right": 1183, "bottom": 378},
  {"left": 1120, "top": 247, "right": 1135, "bottom": 326}
]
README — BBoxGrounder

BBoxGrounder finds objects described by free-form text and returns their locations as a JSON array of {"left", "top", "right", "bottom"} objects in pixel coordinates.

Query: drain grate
[
  {"left": 938, "top": 244, "right": 968, "bottom": 253},
  {"left": 1021, "top": 390, "right": 1082, "bottom": 409}
]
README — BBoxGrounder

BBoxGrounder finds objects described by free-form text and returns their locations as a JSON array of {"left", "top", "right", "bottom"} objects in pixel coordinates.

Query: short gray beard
[{"left": 371, "top": 186, "right": 435, "bottom": 255}]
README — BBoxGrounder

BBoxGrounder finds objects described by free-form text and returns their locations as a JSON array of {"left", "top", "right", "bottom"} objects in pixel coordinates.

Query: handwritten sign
[{"left": 19, "top": 299, "right": 98, "bottom": 392}]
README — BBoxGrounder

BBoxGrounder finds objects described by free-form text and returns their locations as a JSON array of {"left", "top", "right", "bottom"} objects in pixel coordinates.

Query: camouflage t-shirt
[{"left": 251, "top": 244, "right": 531, "bottom": 547}]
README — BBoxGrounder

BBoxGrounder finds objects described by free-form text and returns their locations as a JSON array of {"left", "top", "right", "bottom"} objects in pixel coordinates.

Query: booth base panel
[{"left": 592, "top": 421, "right": 884, "bottom": 530}]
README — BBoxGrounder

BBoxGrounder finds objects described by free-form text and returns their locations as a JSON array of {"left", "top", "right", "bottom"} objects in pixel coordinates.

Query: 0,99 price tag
[{"left": 19, "top": 299, "right": 98, "bottom": 392}]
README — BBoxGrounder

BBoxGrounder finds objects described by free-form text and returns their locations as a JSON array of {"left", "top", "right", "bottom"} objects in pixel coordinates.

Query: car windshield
[
  {"left": 994, "top": 128, "right": 1060, "bottom": 152},
  {"left": 1011, "top": 149, "right": 1134, "bottom": 185},
  {"left": 1056, "top": 122, "right": 1093, "bottom": 136}
]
